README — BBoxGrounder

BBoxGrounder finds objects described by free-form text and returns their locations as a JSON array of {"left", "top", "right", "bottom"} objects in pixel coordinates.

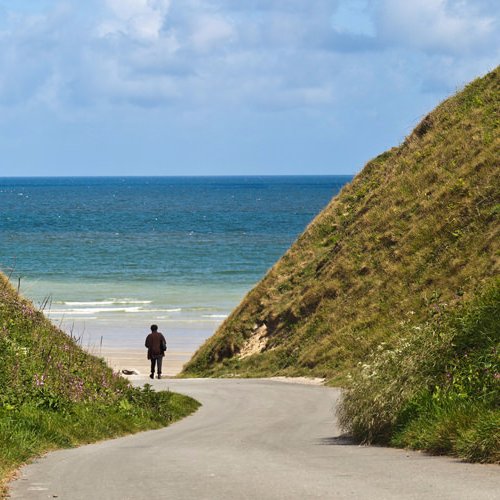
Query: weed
[{"left": 338, "top": 280, "right": 499, "bottom": 463}]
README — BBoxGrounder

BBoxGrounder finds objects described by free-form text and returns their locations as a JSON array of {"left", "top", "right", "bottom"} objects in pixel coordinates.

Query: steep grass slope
[
  {"left": 183, "top": 67, "right": 499, "bottom": 382},
  {"left": 0, "top": 273, "right": 199, "bottom": 495}
]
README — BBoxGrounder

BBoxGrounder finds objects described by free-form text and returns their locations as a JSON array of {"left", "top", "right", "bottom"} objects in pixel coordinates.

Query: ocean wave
[
  {"left": 47, "top": 306, "right": 185, "bottom": 316},
  {"left": 63, "top": 299, "right": 152, "bottom": 306},
  {"left": 202, "top": 314, "right": 229, "bottom": 319},
  {"left": 49, "top": 306, "right": 144, "bottom": 315},
  {"left": 50, "top": 301, "right": 224, "bottom": 314}
]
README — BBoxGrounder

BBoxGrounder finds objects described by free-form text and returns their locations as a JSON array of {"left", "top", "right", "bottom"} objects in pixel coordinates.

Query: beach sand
[
  {"left": 93, "top": 348, "right": 326, "bottom": 385},
  {"left": 94, "top": 347, "right": 192, "bottom": 377}
]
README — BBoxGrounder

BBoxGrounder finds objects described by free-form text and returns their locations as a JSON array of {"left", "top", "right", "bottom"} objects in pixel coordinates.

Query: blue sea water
[{"left": 0, "top": 176, "right": 351, "bottom": 352}]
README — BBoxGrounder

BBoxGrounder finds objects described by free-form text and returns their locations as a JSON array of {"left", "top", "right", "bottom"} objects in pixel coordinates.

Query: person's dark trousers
[{"left": 150, "top": 356, "right": 163, "bottom": 378}]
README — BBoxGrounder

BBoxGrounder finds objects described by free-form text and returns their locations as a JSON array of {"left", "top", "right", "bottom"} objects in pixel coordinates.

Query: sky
[{"left": 0, "top": 0, "right": 498, "bottom": 176}]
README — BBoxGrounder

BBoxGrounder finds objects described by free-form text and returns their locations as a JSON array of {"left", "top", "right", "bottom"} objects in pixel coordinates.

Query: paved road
[{"left": 9, "top": 379, "right": 500, "bottom": 499}]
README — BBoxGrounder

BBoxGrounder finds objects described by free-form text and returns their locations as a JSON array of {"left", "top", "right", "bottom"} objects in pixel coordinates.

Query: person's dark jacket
[{"left": 145, "top": 331, "right": 166, "bottom": 359}]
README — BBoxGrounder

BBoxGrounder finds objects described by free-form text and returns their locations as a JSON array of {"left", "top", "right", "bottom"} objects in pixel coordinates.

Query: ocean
[{"left": 0, "top": 176, "right": 351, "bottom": 358}]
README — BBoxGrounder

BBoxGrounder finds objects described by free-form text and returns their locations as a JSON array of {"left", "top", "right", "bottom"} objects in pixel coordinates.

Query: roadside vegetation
[
  {"left": 338, "top": 279, "right": 499, "bottom": 463},
  {"left": 0, "top": 273, "right": 200, "bottom": 496},
  {"left": 182, "top": 67, "right": 499, "bottom": 461}
]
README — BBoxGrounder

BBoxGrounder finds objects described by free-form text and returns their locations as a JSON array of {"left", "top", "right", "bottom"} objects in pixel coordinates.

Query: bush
[{"left": 337, "top": 279, "right": 499, "bottom": 462}]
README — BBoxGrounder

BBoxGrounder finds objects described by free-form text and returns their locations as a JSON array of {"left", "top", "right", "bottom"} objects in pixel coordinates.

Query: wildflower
[{"left": 34, "top": 374, "right": 45, "bottom": 387}]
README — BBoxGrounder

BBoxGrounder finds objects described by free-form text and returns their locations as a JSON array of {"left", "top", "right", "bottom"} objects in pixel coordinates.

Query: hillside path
[{"left": 9, "top": 379, "right": 500, "bottom": 499}]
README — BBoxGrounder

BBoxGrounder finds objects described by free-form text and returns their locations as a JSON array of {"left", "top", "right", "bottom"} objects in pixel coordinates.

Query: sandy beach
[{"left": 95, "top": 347, "right": 193, "bottom": 377}]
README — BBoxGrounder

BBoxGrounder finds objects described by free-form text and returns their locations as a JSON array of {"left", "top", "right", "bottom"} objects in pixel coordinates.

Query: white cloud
[
  {"left": 0, "top": 0, "right": 498, "bottom": 176},
  {"left": 98, "top": 0, "right": 171, "bottom": 41},
  {"left": 375, "top": 0, "right": 497, "bottom": 54},
  {"left": 190, "top": 14, "right": 234, "bottom": 52},
  {"left": 0, "top": 0, "right": 498, "bottom": 116}
]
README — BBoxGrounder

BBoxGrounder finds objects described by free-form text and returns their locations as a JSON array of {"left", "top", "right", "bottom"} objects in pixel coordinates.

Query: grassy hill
[
  {"left": 183, "top": 67, "right": 499, "bottom": 381},
  {"left": 0, "top": 273, "right": 199, "bottom": 495},
  {"left": 182, "top": 68, "right": 499, "bottom": 461}
]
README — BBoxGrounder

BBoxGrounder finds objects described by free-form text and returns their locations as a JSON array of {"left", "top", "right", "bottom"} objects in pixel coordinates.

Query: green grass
[
  {"left": 0, "top": 274, "right": 200, "bottom": 496},
  {"left": 337, "top": 279, "right": 499, "bottom": 462}
]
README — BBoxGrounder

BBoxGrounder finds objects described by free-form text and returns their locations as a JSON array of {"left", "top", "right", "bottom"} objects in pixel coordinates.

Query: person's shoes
[
  {"left": 157, "top": 374, "right": 161, "bottom": 379},
  {"left": 149, "top": 374, "right": 154, "bottom": 379}
]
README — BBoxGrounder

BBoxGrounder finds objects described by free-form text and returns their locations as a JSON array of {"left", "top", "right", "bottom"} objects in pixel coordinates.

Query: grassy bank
[
  {"left": 0, "top": 274, "right": 200, "bottom": 496},
  {"left": 338, "top": 279, "right": 499, "bottom": 463}
]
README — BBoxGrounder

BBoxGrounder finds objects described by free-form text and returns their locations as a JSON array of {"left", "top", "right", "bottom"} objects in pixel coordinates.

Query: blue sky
[{"left": 0, "top": 0, "right": 498, "bottom": 176}]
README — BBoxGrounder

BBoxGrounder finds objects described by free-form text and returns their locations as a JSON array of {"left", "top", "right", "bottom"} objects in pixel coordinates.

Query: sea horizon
[{"left": 0, "top": 174, "right": 354, "bottom": 179}]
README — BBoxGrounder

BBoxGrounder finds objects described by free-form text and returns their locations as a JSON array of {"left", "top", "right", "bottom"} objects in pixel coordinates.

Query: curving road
[{"left": 9, "top": 379, "right": 500, "bottom": 499}]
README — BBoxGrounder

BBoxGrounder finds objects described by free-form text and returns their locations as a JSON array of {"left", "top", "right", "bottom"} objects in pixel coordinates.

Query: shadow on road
[{"left": 317, "top": 434, "right": 356, "bottom": 446}]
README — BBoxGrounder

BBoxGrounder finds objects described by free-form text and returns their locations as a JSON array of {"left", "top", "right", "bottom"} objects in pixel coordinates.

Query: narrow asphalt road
[{"left": 9, "top": 379, "right": 499, "bottom": 499}]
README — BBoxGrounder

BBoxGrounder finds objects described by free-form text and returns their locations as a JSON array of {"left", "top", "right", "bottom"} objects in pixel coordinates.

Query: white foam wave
[
  {"left": 49, "top": 306, "right": 143, "bottom": 315},
  {"left": 47, "top": 306, "right": 185, "bottom": 316},
  {"left": 202, "top": 314, "right": 228, "bottom": 319},
  {"left": 64, "top": 299, "right": 152, "bottom": 306}
]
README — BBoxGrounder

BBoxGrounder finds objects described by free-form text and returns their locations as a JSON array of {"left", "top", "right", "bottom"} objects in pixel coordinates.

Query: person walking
[{"left": 145, "top": 324, "right": 167, "bottom": 379}]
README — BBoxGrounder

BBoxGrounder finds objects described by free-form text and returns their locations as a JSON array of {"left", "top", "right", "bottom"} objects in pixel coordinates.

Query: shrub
[{"left": 337, "top": 279, "right": 499, "bottom": 462}]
